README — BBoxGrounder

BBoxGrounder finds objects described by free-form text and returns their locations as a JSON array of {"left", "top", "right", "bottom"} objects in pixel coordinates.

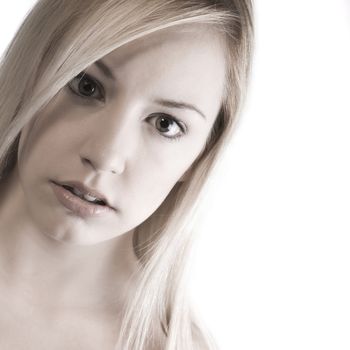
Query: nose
[
  {"left": 79, "top": 106, "right": 139, "bottom": 175},
  {"left": 80, "top": 156, "right": 123, "bottom": 175}
]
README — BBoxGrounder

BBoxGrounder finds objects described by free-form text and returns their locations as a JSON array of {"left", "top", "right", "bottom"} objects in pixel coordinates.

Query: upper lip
[{"left": 52, "top": 180, "right": 115, "bottom": 210}]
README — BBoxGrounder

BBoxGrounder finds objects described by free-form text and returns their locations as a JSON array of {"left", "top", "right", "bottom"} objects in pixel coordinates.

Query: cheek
[
  {"left": 120, "top": 174, "right": 176, "bottom": 230},
  {"left": 16, "top": 117, "right": 73, "bottom": 185},
  {"left": 17, "top": 92, "right": 75, "bottom": 164},
  {"left": 125, "top": 150, "right": 197, "bottom": 214},
  {"left": 134, "top": 146, "right": 197, "bottom": 189},
  {"left": 18, "top": 123, "right": 51, "bottom": 172}
]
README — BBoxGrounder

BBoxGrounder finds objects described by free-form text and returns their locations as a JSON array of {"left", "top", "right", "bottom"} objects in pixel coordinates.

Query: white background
[{"left": 1, "top": 1, "right": 350, "bottom": 349}]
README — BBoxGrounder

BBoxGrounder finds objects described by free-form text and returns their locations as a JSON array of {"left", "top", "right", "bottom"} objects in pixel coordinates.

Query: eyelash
[{"left": 67, "top": 71, "right": 187, "bottom": 142}]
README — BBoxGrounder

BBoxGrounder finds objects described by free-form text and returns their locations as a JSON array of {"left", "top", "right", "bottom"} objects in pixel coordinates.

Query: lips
[
  {"left": 61, "top": 184, "right": 106, "bottom": 205},
  {"left": 51, "top": 180, "right": 115, "bottom": 210},
  {"left": 50, "top": 181, "right": 115, "bottom": 218}
]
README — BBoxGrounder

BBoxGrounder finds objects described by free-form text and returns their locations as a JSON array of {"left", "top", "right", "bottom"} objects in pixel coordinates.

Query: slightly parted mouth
[
  {"left": 62, "top": 184, "right": 106, "bottom": 206},
  {"left": 51, "top": 180, "right": 115, "bottom": 210}
]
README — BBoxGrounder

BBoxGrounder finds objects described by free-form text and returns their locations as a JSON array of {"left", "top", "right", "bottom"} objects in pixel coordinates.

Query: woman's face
[{"left": 16, "top": 24, "right": 227, "bottom": 245}]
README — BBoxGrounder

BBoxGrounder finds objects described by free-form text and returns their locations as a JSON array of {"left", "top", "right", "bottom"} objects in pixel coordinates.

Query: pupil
[
  {"left": 158, "top": 118, "right": 171, "bottom": 131},
  {"left": 80, "top": 79, "right": 95, "bottom": 96}
]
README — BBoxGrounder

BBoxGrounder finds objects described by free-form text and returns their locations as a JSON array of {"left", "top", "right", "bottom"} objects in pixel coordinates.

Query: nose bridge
[
  {"left": 99, "top": 103, "right": 136, "bottom": 148},
  {"left": 81, "top": 100, "right": 140, "bottom": 174}
]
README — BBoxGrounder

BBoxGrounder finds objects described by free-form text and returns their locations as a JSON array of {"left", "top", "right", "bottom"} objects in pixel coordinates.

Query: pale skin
[{"left": 0, "top": 24, "right": 227, "bottom": 348}]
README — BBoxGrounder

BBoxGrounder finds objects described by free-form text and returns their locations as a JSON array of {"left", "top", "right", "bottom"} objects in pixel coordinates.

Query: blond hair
[{"left": 0, "top": 0, "right": 253, "bottom": 348}]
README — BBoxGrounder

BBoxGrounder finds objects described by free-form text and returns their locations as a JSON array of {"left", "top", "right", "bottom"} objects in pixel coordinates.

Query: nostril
[
  {"left": 80, "top": 155, "right": 123, "bottom": 175},
  {"left": 81, "top": 156, "right": 94, "bottom": 168}
]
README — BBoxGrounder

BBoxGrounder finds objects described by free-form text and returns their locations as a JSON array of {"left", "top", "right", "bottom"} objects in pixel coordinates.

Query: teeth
[
  {"left": 72, "top": 187, "right": 103, "bottom": 204},
  {"left": 83, "top": 193, "right": 99, "bottom": 202},
  {"left": 65, "top": 185, "right": 104, "bottom": 205}
]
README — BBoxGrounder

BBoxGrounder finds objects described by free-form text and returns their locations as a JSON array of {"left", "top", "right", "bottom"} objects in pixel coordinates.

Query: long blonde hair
[{"left": 0, "top": 0, "right": 253, "bottom": 348}]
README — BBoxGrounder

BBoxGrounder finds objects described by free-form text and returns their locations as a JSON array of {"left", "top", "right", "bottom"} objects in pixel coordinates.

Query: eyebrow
[
  {"left": 94, "top": 59, "right": 116, "bottom": 81},
  {"left": 95, "top": 60, "right": 207, "bottom": 120},
  {"left": 153, "top": 98, "right": 207, "bottom": 120}
]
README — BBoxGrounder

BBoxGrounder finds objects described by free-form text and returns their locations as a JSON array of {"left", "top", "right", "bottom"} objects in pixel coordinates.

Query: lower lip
[{"left": 50, "top": 181, "right": 115, "bottom": 218}]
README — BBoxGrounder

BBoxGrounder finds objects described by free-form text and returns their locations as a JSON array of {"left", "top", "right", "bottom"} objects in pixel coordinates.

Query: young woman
[{"left": 0, "top": 0, "right": 253, "bottom": 349}]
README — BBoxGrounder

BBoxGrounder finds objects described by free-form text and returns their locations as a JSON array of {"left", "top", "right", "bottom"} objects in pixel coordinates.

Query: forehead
[{"left": 100, "top": 24, "right": 227, "bottom": 122}]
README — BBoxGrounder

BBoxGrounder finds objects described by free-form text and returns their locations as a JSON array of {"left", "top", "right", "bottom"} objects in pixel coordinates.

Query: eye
[
  {"left": 67, "top": 71, "right": 105, "bottom": 102},
  {"left": 148, "top": 113, "right": 187, "bottom": 141}
]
